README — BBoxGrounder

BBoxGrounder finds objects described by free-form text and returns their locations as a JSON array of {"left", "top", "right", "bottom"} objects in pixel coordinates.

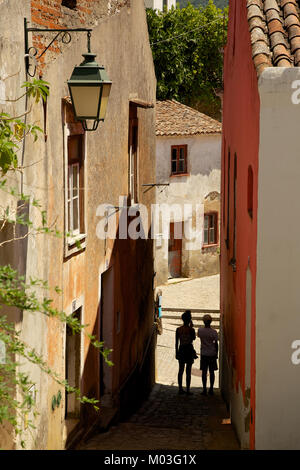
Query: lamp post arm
[{"left": 24, "top": 18, "right": 93, "bottom": 77}]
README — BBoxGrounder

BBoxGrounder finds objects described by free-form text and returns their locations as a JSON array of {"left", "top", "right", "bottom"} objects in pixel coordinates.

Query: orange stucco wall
[{"left": 221, "top": 0, "right": 259, "bottom": 449}]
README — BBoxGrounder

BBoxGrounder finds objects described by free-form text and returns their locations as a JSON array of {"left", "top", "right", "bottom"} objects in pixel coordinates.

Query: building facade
[
  {"left": 154, "top": 100, "right": 221, "bottom": 286},
  {"left": 0, "top": 0, "right": 156, "bottom": 450},
  {"left": 144, "top": 0, "right": 176, "bottom": 11},
  {"left": 221, "top": 0, "right": 300, "bottom": 450}
]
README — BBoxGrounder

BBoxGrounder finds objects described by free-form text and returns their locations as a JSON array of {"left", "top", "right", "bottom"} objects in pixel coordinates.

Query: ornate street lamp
[
  {"left": 24, "top": 19, "right": 112, "bottom": 132},
  {"left": 67, "top": 52, "right": 112, "bottom": 131}
]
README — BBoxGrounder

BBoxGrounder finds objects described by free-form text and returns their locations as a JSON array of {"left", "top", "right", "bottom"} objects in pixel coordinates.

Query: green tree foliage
[
  {"left": 0, "top": 79, "right": 47, "bottom": 174},
  {"left": 147, "top": 1, "right": 228, "bottom": 119}
]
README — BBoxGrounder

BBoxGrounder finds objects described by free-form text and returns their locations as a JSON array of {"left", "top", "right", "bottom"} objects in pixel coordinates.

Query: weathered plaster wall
[
  {"left": 41, "top": 0, "right": 156, "bottom": 449},
  {"left": 155, "top": 134, "right": 221, "bottom": 285},
  {"left": 156, "top": 135, "right": 221, "bottom": 203},
  {"left": 221, "top": 0, "right": 259, "bottom": 449},
  {"left": 187, "top": 194, "right": 220, "bottom": 278},
  {"left": 256, "top": 67, "right": 300, "bottom": 450},
  {"left": 1, "top": 0, "right": 156, "bottom": 450}
]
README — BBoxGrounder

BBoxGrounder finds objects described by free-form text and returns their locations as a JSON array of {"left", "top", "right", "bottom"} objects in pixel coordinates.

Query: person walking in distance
[
  {"left": 197, "top": 314, "right": 218, "bottom": 396},
  {"left": 175, "top": 310, "right": 196, "bottom": 395}
]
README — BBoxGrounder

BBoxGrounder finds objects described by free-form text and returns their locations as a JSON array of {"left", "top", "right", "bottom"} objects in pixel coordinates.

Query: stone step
[
  {"left": 161, "top": 307, "right": 220, "bottom": 314},
  {"left": 161, "top": 307, "right": 221, "bottom": 331},
  {"left": 163, "top": 315, "right": 220, "bottom": 321},
  {"left": 162, "top": 309, "right": 220, "bottom": 320}
]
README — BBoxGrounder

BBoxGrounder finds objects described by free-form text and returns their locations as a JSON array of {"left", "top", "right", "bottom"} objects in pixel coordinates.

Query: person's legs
[
  {"left": 178, "top": 361, "right": 185, "bottom": 393},
  {"left": 209, "top": 370, "right": 215, "bottom": 395},
  {"left": 201, "top": 357, "right": 208, "bottom": 395},
  {"left": 186, "top": 363, "right": 192, "bottom": 394},
  {"left": 208, "top": 358, "right": 217, "bottom": 395}
]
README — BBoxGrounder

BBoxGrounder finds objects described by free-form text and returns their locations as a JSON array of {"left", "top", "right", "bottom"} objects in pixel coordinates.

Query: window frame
[
  {"left": 65, "top": 306, "right": 82, "bottom": 419},
  {"left": 128, "top": 104, "right": 139, "bottom": 205},
  {"left": 68, "top": 161, "right": 80, "bottom": 237},
  {"left": 203, "top": 211, "right": 218, "bottom": 247},
  {"left": 170, "top": 144, "right": 188, "bottom": 176},
  {"left": 63, "top": 100, "right": 87, "bottom": 258},
  {"left": 66, "top": 134, "right": 85, "bottom": 239}
]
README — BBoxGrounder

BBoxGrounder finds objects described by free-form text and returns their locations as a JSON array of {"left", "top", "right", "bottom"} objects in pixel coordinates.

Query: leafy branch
[
  {"left": 0, "top": 266, "right": 113, "bottom": 447},
  {"left": 0, "top": 79, "right": 48, "bottom": 175},
  {"left": 147, "top": 1, "right": 228, "bottom": 119}
]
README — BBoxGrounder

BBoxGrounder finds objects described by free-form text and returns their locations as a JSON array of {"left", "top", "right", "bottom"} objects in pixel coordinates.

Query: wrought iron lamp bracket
[{"left": 24, "top": 18, "right": 92, "bottom": 77}]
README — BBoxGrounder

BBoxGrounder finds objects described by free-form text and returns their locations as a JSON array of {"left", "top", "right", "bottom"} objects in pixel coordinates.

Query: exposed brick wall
[{"left": 29, "top": 0, "right": 130, "bottom": 74}]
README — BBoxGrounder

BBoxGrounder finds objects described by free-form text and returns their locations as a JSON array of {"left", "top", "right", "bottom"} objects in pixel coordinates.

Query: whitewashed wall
[
  {"left": 144, "top": 0, "right": 176, "bottom": 11},
  {"left": 256, "top": 67, "right": 300, "bottom": 449},
  {"left": 156, "top": 134, "right": 221, "bottom": 206},
  {"left": 154, "top": 134, "right": 221, "bottom": 285}
]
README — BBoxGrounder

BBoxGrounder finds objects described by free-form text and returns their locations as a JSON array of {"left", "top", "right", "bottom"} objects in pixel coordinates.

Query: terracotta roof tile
[
  {"left": 155, "top": 100, "right": 222, "bottom": 136},
  {"left": 247, "top": 0, "right": 300, "bottom": 75}
]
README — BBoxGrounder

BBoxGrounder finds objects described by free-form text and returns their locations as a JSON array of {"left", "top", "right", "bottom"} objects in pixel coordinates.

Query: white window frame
[
  {"left": 68, "top": 162, "right": 80, "bottom": 236},
  {"left": 63, "top": 114, "right": 87, "bottom": 257}
]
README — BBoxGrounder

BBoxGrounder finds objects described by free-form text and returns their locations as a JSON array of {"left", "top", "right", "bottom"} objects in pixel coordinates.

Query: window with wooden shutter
[
  {"left": 203, "top": 212, "right": 218, "bottom": 246},
  {"left": 170, "top": 145, "right": 188, "bottom": 175}
]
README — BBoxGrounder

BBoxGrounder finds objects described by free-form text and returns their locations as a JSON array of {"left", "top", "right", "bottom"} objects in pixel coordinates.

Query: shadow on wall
[{"left": 73, "top": 214, "right": 156, "bottom": 433}]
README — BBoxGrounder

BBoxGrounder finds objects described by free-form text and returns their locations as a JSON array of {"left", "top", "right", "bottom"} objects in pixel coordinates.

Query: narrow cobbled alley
[
  {"left": 77, "top": 276, "right": 239, "bottom": 451},
  {"left": 77, "top": 384, "right": 238, "bottom": 450}
]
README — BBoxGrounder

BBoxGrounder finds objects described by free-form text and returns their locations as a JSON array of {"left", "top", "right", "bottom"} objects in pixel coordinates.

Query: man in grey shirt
[{"left": 197, "top": 314, "right": 219, "bottom": 396}]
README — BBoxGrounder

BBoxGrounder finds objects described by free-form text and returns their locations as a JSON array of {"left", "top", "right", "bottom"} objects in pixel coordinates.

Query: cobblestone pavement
[
  {"left": 79, "top": 384, "right": 239, "bottom": 450},
  {"left": 78, "top": 275, "right": 239, "bottom": 450}
]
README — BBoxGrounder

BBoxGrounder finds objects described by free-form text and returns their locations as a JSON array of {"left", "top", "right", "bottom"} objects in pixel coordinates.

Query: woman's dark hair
[{"left": 181, "top": 310, "right": 192, "bottom": 324}]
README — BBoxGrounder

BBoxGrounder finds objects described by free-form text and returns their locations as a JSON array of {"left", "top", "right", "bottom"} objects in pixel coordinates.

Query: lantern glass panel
[
  {"left": 70, "top": 85, "right": 101, "bottom": 118},
  {"left": 99, "top": 83, "right": 112, "bottom": 120}
]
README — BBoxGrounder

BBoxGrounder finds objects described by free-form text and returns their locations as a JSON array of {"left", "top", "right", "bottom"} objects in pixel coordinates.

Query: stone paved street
[
  {"left": 78, "top": 275, "right": 239, "bottom": 451},
  {"left": 78, "top": 384, "right": 239, "bottom": 450},
  {"left": 159, "top": 274, "right": 220, "bottom": 310}
]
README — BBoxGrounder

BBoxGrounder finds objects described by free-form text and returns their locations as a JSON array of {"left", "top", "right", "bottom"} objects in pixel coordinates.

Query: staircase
[{"left": 161, "top": 307, "right": 220, "bottom": 332}]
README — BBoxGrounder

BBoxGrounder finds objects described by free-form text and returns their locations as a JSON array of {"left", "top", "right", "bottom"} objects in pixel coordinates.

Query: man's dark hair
[{"left": 203, "top": 314, "right": 212, "bottom": 326}]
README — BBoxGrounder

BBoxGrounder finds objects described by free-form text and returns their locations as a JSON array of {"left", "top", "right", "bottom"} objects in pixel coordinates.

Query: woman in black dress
[{"left": 175, "top": 310, "right": 196, "bottom": 395}]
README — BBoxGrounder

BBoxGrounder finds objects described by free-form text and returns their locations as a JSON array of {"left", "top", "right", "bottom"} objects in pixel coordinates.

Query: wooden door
[
  {"left": 168, "top": 222, "right": 182, "bottom": 278},
  {"left": 100, "top": 267, "right": 114, "bottom": 398}
]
